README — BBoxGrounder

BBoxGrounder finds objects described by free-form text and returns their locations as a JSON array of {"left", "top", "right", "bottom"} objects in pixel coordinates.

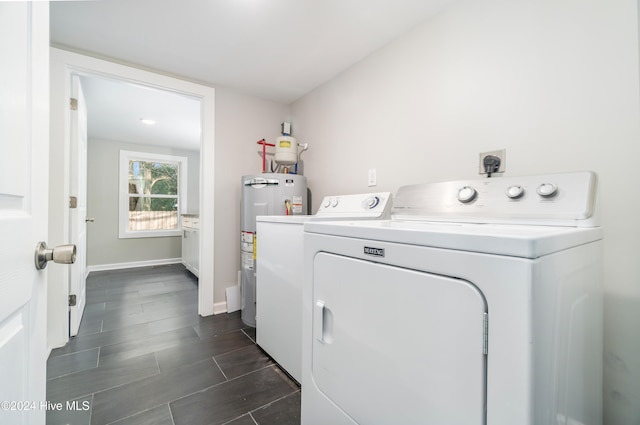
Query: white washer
[
  {"left": 256, "top": 192, "right": 392, "bottom": 383},
  {"left": 302, "top": 172, "right": 603, "bottom": 425}
]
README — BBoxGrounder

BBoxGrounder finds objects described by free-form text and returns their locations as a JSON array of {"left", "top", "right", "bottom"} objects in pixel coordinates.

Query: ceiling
[
  {"left": 51, "top": 0, "right": 455, "bottom": 149},
  {"left": 78, "top": 75, "right": 203, "bottom": 150}
]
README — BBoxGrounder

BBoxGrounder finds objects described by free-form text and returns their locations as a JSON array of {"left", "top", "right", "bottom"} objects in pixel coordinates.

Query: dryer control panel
[{"left": 392, "top": 172, "right": 598, "bottom": 227}]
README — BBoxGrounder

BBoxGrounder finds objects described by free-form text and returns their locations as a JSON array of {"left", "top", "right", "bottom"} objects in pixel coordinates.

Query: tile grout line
[
  {"left": 167, "top": 402, "right": 177, "bottom": 425},
  {"left": 103, "top": 403, "right": 171, "bottom": 425},
  {"left": 47, "top": 345, "right": 100, "bottom": 361},
  {"left": 248, "top": 389, "right": 301, "bottom": 415},
  {"left": 88, "top": 393, "right": 94, "bottom": 425},
  {"left": 167, "top": 363, "right": 281, "bottom": 410},
  {"left": 241, "top": 328, "right": 257, "bottom": 343},
  {"left": 220, "top": 412, "right": 259, "bottom": 425},
  {"left": 211, "top": 354, "right": 229, "bottom": 381},
  {"left": 249, "top": 412, "right": 259, "bottom": 425},
  {"left": 46, "top": 348, "right": 101, "bottom": 381},
  {"left": 55, "top": 357, "right": 163, "bottom": 406}
]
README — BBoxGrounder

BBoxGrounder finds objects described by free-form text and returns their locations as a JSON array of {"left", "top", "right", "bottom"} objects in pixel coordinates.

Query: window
[{"left": 119, "top": 150, "right": 188, "bottom": 238}]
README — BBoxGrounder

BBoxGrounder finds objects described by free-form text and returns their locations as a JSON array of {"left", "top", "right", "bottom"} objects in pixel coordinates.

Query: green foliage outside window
[{"left": 128, "top": 160, "right": 179, "bottom": 212}]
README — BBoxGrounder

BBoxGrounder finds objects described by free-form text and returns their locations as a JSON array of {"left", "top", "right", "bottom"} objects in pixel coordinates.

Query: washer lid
[{"left": 304, "top": 220, "right": 603, "bottom": 258}]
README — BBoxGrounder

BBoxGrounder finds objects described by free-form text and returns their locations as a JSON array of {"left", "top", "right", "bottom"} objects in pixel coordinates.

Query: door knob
[
  {"left": 86, "top": 218, "right": 95, "bottom": 223},
  {"left": 34, "top": 242, "right": 76, "bottom": 270}
]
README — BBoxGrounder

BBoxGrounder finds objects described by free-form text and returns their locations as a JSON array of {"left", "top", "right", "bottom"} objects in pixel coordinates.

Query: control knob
[
  {"left": 364, "top": 196, "right": 380, "bottom": 209},
  {"left": 506, "top": 185, "right": 525, "bottom": 199},
  {"left": 457, "top": 186, "right": 477, "bottom": 203},
  {"left": 536, "top": 183, "right": 558, "bottom": 198}
]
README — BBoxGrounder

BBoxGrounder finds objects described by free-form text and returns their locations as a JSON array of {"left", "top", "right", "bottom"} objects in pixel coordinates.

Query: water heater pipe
[
  {"left": 256, "top": 139, "right": 275, "bottom": 173},
  {"left": 295, "top": 143, "right": 309, "bottom": 174}
]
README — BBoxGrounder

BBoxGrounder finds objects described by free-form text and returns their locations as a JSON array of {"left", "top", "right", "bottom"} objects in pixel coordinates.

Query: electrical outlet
[
  {"left": 368, "top": 168, "right": 377, "bottom": 187},
  {"left": 479, "top": 149, "right": 506, "bottom": 175}
]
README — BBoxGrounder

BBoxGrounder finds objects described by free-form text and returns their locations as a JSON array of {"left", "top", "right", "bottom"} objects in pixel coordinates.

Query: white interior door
[
  {"left": 69, "top": 75, "right": 88, "bottom": 336},
  {"left": 0, "top": 2, "right": 50, "bottom": 424}
]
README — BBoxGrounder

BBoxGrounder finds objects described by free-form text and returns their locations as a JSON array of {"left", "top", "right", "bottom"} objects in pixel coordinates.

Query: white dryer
[
  {"left": 256, "top": 192, "right": 392, "bottom": 383},
  {"left": 301, "top": 172, "right": 602, "bottom": 425}
]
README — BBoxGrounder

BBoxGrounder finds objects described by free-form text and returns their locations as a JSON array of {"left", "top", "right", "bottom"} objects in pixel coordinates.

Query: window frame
[{"left": 119, "top": 150, "right": 188, "bottom": 239}]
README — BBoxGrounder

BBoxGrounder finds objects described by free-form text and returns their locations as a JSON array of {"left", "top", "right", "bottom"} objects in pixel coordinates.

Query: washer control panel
[
  {"left": 316, "top": 192, "right": 392, "bottom": 218},
  {"left": 392, "top": 172, "right": 598, "bottom": 225}
]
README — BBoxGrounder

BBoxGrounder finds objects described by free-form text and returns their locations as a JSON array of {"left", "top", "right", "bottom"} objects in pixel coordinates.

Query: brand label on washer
[{"left": 364, "top": 246, "right": 385, "bottom": 257}]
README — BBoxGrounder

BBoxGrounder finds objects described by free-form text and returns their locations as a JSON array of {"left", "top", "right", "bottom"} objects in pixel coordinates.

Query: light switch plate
[{"left": 368, "top": 168, "right": 377, "bottom": 187}]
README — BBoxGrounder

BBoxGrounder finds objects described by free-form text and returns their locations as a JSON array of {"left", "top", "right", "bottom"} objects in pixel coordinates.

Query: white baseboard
[
  {"left": 213, "top": 301, "right": 228, "bottom": 315},
  {"left": 86, "top": 258, "right": 182, "bottom": 274}
]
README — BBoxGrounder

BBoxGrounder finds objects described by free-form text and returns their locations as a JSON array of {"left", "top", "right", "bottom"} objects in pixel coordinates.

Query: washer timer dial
[{"left": 363, "top": 196, "right": 381, "bottom": 209}]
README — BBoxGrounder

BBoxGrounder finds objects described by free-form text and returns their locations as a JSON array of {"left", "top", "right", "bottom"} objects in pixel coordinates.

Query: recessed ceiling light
[{"left": 140, "top": 118, "right": 156, "bottom": 125}]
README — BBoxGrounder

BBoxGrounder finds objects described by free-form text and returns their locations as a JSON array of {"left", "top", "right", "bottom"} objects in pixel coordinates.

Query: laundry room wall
[
  {"left": 86, "top": 139, "right": 200, "bottom": 267},
  {"left": 214, "top": 87, "right": 291, "bottom": 305},
  {"left": 291, "top": 0, "right": 640, "bottom": 423}
]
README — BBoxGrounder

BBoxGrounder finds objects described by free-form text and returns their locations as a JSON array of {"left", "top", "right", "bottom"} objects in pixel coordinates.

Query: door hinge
[
  {"left": 70, "top": 97, "right": 78, "bottom": 111},
  {"left": 483, "top": 312, "right": 489, "bottom": 355},
  {"left": 69, "top": 294, "right": 77, "bottom": 307},
  {"left": 69, "top": 196, "right": 78, "bottom": 209}
]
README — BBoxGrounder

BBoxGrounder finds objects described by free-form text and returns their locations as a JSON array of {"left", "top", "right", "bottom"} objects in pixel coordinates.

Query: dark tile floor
[{"left": 46, "top": 264, "right": 301, "bottom": 425}]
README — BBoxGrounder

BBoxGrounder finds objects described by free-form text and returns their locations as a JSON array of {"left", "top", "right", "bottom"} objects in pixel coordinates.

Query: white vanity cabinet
[{"left": 181, "top": 215, "right": 199, "bottom": 277}]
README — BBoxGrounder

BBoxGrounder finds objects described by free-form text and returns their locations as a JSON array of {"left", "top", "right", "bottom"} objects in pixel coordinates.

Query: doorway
[
  {"left": 74, "top": 74, "right": 202, "bottom": 336},
  {"left": 77, "top": 75, "right": 201, "bottom": 263},
  {"left": 49, "top": 48, "right": 216, "bottom": 351}
]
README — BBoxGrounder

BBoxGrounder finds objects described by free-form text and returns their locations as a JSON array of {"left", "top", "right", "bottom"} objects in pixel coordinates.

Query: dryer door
[{"left": 312, "top": 253, "right": 487, "bottom": 425}]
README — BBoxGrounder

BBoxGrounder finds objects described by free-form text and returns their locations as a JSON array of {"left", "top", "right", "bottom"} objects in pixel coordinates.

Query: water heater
[{"left": 240, "top": 173, "right": 307, "bottom": 327}]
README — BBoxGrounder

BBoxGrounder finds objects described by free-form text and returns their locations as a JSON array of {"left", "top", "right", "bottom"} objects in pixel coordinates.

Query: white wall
[
  {"left": 86, "top": 138, "right": 200, "bottom": 267},
  {"left": 292, "top": 0, "right": 640, "bottom": 423},
  {"left": 214, "top": 87, "right": 291, "bottom": 303}
]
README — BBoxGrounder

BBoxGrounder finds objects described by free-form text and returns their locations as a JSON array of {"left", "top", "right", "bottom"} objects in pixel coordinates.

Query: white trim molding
[
  {"left": 213, "top": 301, "right": 228, "bottom": 315},
  {"left": 86, "top": 258, "right": 182, "bottom": 274}
]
